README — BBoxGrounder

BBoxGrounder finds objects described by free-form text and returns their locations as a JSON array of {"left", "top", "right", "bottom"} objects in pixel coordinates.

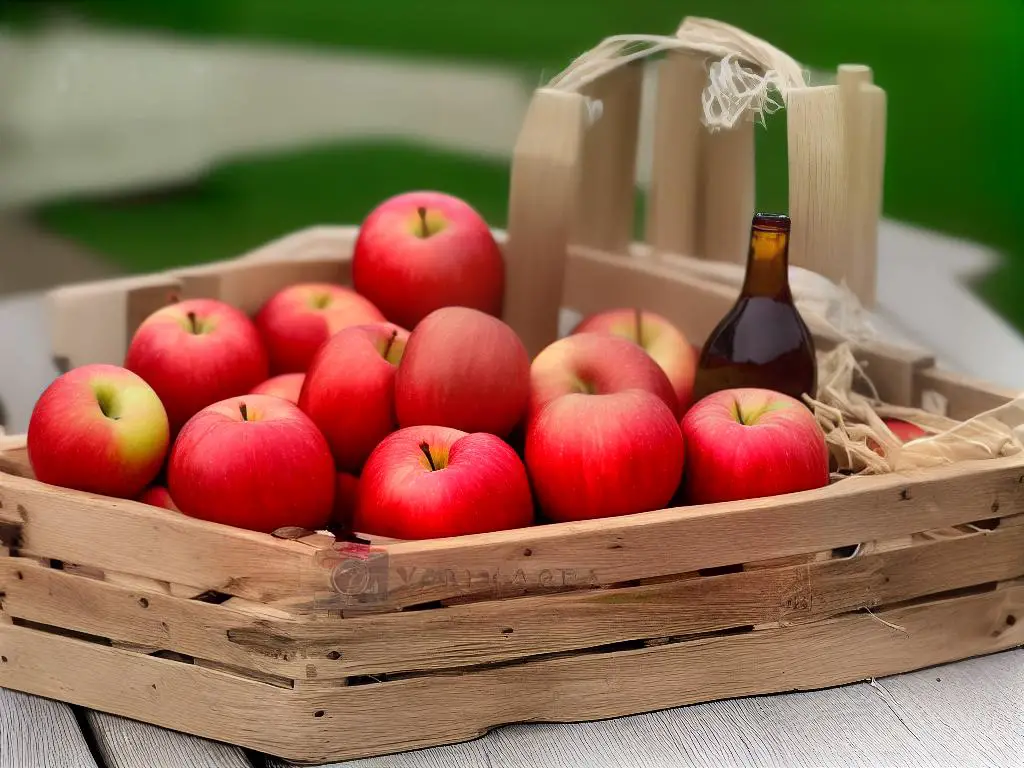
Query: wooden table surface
[{"left": 1, "top": 649, "right": 1021, "bottom": 767}]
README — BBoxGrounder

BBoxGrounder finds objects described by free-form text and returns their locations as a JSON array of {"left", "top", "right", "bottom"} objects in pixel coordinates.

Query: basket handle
[{"left": 547, "top": 16, "right": 808, "bottom": 131}]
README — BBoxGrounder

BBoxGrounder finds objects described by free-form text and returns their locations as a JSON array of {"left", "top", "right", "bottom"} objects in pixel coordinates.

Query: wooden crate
[{"left": 2, "top": 17, "right": 1023, "bottom": 766}]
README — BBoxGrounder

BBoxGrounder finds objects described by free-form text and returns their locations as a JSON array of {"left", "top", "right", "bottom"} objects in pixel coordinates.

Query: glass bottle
[{"left": 691, "top": 213, "right": 817, "bottom": 403}]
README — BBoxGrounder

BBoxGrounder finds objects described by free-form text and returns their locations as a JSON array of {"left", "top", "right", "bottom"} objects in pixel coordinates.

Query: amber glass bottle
[{"left": 691, "top": 213, "right": 817, "bottom": 403}]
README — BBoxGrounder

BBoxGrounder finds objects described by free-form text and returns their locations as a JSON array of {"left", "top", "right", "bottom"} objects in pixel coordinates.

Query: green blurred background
[{"left": 2, "top": 0, "right": 1022, "bottom": 330}]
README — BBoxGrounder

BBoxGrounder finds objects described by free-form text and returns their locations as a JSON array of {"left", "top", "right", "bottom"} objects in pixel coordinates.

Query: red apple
[
  {"left": 167, "top": 394, "right": 335, "bottom": 533},
  {"left": 299, "top": 322, "right": 409, "bottom": 473},
  {"left": 529, "top": 332, "right": 679, "bottom": 418},
  {"left": 681, "top": 387, "right": 829, "bottom": 505},
  {"left": 27, "top": 364, "right": 169, "bottom": 498},
  {"left": 395, "top": 306, "right": 529, "bottom": 437},
  {"left": 524, "top": 347, "right": 684, "bottom": 522},
  {"left": 352, "top": 191, "right": 504, "bottom": 329},
  {"left": 251, "top": 373, "right": 305, "bottom": 405},
  {"left": 885, "top": 417, "right": 928, "bottom": 443},
  {"left": 254, "top": 282, "right": 386, "bottom": 374},
  {"left": 124, "top": 298, "right": 268, "bottom": 434},
  {"left": 573, "top": 308, "right": 698, "bottom": 414},
  {"left": 137, "top": 484, "right": 179, "bottom": 512},
  {"left": 357, "top": 425, "right": 533, "bottom": 539},
  {"left": 331, "top": 472, "right": 360, "bottom": 532}
]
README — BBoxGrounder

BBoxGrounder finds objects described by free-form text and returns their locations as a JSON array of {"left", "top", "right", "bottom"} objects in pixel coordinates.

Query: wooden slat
[
  {"left": 503, "top": 88, "right": 590, "bottom": 356},
  {"left": 0, "top": 471, "right": 330, "bottom": 603},
  {"left": 339, "top": 452, "right": 1024, "bottom": 610},
  {"left": 571, "top": 62, "right": 644, "bottom": 254},
  {"left": 0, "top": 688, "right": 99, "bottom": 768},
  {"left": 837, "top": 65, "right": 884, "bottom": 308},
  {"left": 914, "top": 366, "right": 1020, "bottom": 420},
  {"left": 700, "top": 118, "right": 755, "bottom": 263},
  {"left": 644, "top": 52, "right": 706, "bottom": 257},
  {"left": 0, "top": 584, "right": 1020, "bottom": 764},
  {"left": 85, "top": 710, "right": 255, "bottom": 768},
  {"left": 787, "top": 86, "right": 852, "bottom": 294},
  {"left": 564, "top": 244, "right": 934, "bottom": 406},
  {"left": 6, "top": 522, "right": 1021, "bottom": 680},
  {"left": 198, "top": 523, "right": 1024, "bottom": 676}
]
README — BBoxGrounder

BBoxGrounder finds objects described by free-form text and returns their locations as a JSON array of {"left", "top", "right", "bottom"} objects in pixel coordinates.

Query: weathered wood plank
[
  {"left": 4, "top": 523, "right": 1022, "bottom": 680},
  {"left": 0, "top": 688, "right": 98, "bottom": 768},
  {"left": 84, "top": 709, "right": 254, "bottom": 768},
  {"left": 349, "top": 454, "right": 1024, "bottom": 609},
  {"left": 0, "top": 583, "right": 1020, "bottom": 764},
  {"left": 0, "top": 472, "right": 331, "bottom": 603}
]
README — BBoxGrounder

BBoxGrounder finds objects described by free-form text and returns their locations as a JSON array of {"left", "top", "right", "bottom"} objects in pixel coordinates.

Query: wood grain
[
  {"left": 644, "top": 52, "right": 706, "bottom": 257},
  {"left": 0, "top": 471, "right": 331, "bottom": 603},
  {"left": 85, "top": 709, "right": 255, "bottom": 768},
  {"left": 4, "top": 523, "right": 1021, "bottom": 681},
  {"left": 700, "top": 118, "right": 755, "bottom": 264},
  {"left": 0, "top": 584, "right": 1019, "bottom": 764},
  {"left": 503, "top": 89, "right": 590, "bottom": 356},
  {"left": 363, "top": 445, "right": 1024, "bottom": 609},
  {"left": 571, "top": 62, "right": 643, "bottom": 255},
  {"left": 0, "top": 687, "right": 99, "bottom": 768}
]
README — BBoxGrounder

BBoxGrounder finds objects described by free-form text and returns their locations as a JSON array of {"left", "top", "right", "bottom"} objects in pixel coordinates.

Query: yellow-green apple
[
  {"left": 352, "top": 191, "right": 504, "bottom": 329},
  {"left": 250, "top": 373, "right": 305, "bottom": 405},
  {"left": 125, "top": 298, "right": 268, "bottom": 434},
  {"left": 524, "top": 333, "right": 684, "bottom": 522},
  {"left": 254, "top": 282, "right": 386, "bottom": 374},
  {"left": 330, "top": 472, "right": 360, "bottom": 532},
  {"left": 137, "top": 484, "right": 179, "bottom": 512},
  {"left": 573, "top": 308, "right": 698, "bottom": 414},
  {"left": 299, "top": 322, "right": 409, "bottom": 473},
  {"left": 27, "top": 364, "right": 169, "bottom": 498},
  {"left": 680, "top": 387, "right": 829, "bottom": 505},
  {"left": 395, "top": 306, "right": 529, "bottom": 437},
  {"left": 167, "top": 394, "right": 335, "bottom": 533},
  {"left": 528, "top": 332, "right": 679, "bottom": 418},
  {"left": 356, "top": 425, "right": 533, "bottom": 539}
]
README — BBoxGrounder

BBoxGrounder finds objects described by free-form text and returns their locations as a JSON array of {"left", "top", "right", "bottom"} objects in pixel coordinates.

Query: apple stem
[
  {"left": 418, "top": 441, "right": 437, "bottom": 471},
  {"left": 186, "top": 311, "right": 199, "bottom": 334},
  {"left": 634, "top": 307, "right": 643, "bottom": 343},
  {"left": 239, "top": 402, "right": 249, "bottom": 422},
  {"left": 383, "top": 329, "right": 398, "bottom": 360},
  {"left": 417, "top": 206, "right": 429, "bottom": 238}
]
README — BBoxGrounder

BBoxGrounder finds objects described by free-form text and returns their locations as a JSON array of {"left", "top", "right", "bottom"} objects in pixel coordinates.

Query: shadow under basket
[{"left": 4, "top": 16, "right": 1024, "bottom": 766}]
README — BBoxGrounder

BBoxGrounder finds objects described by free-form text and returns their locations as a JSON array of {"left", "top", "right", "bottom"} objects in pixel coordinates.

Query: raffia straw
[
  {"left": 806, "top": 344, "right": 1024, "bottom": 475},
  {"left": 545, "top": 17, "right": 809, "bottom": 131}
]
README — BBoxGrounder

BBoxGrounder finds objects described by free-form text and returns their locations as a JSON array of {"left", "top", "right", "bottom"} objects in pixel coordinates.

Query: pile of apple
[{"left": 26, "top": 190, "right": 838, "bottom": 541}]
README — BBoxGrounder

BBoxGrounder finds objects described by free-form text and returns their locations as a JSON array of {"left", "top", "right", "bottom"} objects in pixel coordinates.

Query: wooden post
[
  {"left": 503, "top": 89, "right": 589, "bottom": 356},
  {"left": 571, "top": 62, "right": 644, "bottom": 255},
  {"left": 836, "top": 63, "right": 886, "bottom": 308},
  {"left": 700, "top": 118, "right": 756, "bottom": 263},
  {"left": 787, "top": 85, "right": 850, "bottom": 287},
  {"left": 644, "top": 53, "right": 707, "bottom": 259}
]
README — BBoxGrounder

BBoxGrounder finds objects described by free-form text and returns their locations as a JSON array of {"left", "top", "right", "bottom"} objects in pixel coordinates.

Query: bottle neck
[{"left": 740, "top": 226, "right": 791, "bottom": 299}]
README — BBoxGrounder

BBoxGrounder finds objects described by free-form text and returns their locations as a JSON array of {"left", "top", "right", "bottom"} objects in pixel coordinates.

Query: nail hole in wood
[
  {"left": 898, "top": 488, "right": 911, "bottom": 501},
  {"left": 522, "top": 548, "right": 532, "bottom": 557},
  {"left": 161, "top": 621, "right": 169, "bottom": 631},
  {"left": 501, "top": 627, "right": 513, "bottom": 635},
  {"left": 1, "top": 656, "right": 7, "bottom": 663},
  {"left": 15, "top": 571, "right": 22, "bottom": 580},
  {"left": 1007, "top": 615, "right": 1017, "bottom": 626},
  {"left": 325, "top": 651, "right": 342, "bottom": 660},
  {"left": 151, "top": 683, "right": 157, "bottom": 689},
  {"left": 314, "top": 710, "right": 326, "bottom": 718},
  {"left": 138, "top": 597, "right": 149, "bottom": 608}
]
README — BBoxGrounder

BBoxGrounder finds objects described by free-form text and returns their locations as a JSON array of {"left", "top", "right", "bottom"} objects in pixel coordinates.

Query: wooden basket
[{"left": 2, "top": 18, "right": 1023, "bottom": 766}]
